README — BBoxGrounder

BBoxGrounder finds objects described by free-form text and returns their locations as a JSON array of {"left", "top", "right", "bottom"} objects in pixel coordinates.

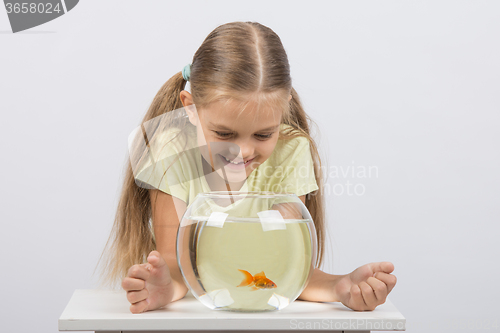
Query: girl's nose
[
  {"left": 238, "top": 143, "right": 255, "bottom": 159},
  {"left": 230, "top": 141, "right": 255, "bottom": 159}
]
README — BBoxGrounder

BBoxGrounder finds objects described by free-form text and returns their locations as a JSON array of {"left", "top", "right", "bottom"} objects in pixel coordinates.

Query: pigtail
[
  {"left": 143, "top": 72, "right": 187, "bottom": 123},
  {"left": 94, "top": 72, "right": 187, "bottom": 289},
  {"left": 285, "top": 87, "right": 326, "bottom": 269}
]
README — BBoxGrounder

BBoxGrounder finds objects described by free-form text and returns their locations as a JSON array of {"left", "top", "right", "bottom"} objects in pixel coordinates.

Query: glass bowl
[{"left": 176, "top": 191, "right": 317, "bottom": 312}]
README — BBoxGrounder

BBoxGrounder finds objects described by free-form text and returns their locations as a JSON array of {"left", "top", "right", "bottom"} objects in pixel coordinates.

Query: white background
[{"left": 1, "top": 1, "right": 499, "bottom": 332}]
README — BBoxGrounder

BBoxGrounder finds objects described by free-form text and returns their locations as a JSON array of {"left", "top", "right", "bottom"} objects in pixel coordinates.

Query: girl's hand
[
  {"left": 334, "top": 262, "right": 397, "bottom": 311},
  {"left": 121, "top": 250, "right": 174, "bottom": 313}
]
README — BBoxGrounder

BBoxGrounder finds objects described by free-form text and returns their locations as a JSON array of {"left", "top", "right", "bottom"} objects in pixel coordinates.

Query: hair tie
[{"left": 182, "top": 64, "right": 191, "bottom": 81}]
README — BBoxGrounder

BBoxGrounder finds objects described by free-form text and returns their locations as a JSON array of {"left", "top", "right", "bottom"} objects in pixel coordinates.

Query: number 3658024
[{"left": 5, "top": 2, "right": 62, "bottom": 14}]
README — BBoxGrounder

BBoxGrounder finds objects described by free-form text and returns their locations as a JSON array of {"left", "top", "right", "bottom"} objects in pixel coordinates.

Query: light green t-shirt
[{"left": 134, "top": 122, "right": 319, "bottom": 210}]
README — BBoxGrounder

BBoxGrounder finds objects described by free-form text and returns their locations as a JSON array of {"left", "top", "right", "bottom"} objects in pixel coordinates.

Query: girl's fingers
[
  {"left": 359, "top": 281, "right": 377, "bottom": 310},
  {"left": 366, "top": 277, "right": 387, "bottom": 303},
  {"left": 147, "top": 251, "right": 166, "bottom": 269},
  {"left": 122, "top": 276, "right": 146, "bottom": 291},
  {"left": 126, "top": 288, "right": 149, "bottom": 305},
  {"left": 349, "top": 284, "right": 366, "bottom": 310},
  {"left": 127, "top": 263, "right": 150, "bottom": 281},
  {"left": 370, "top": 262, "right": 394, "bottom": 275},
  {"left": 129, "top": 298, "right": 149, "bottom": 314},
  {"left": 122, "top": 264, "right": 150, "bottom": 292},
  {"left": 373, "top": 272, "right": 397, "bottom": 294}
]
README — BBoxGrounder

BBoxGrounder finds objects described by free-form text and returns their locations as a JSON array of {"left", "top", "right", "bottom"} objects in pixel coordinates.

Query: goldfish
[{"left": 237, "top": 269, "right": 277, "bottom": 291}]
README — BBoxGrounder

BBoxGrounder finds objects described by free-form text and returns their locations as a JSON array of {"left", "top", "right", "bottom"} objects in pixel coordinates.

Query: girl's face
[{"left": 186, "top": 97, "right": 282, "bottom": 184}]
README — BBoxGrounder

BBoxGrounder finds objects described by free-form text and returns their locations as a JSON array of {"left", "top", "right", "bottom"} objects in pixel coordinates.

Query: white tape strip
[
  {"left": 206, "top": 212, "right": 229, "bottom": 228},
  {"left": 258, "top": 210, "right": 286, "bottom": 232}
]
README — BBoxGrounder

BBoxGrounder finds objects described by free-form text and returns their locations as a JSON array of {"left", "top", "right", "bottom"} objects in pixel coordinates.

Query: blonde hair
[{"left": 95, "top": 21, "right": 326, "bottom": 289}]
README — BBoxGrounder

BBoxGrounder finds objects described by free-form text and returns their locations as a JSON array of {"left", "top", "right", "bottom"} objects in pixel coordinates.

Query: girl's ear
[
  {"left": 180, "top": 90, "right": 198, "bottom": 126},
  {"left": 288, "top": 94, "right": 292, "bottom": 101}
]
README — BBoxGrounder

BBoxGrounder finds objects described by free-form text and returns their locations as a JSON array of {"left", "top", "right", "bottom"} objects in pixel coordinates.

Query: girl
[{"left": 96, "top": 21, "right": 397, "bottom": 314}]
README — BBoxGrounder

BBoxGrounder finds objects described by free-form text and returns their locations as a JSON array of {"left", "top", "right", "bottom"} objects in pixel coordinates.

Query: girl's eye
[
  {"left": 213, "top": 131, "right": 273, "bottom": 139},
  {"left": 255, "top": 133, "right": 273, "bottom": 140},
  {"left": 214, "top": 131, "right": 232, "bottom": 138}
]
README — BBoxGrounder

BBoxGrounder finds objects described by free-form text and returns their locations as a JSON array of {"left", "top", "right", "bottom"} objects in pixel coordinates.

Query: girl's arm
[
  {"left": 295, "top": 195, "right": 341, "bottom": 302},
  {"left": 123, "top": 190, "right": 188, "bottom": 313},
  {"left": 298, "top": 262, "right": 397, "bottom": 311},
  {"left": 149, "top": 189, "right": 189, "bottom": 302},
  {"left": 295, "top": 195, "right": 342, "bottom": 302},
  {"left": 297, "top": 268, "right": 343, "bottom": 302},
  {"left": 294, "top": 195, "right": 397, "bottom": 310}
]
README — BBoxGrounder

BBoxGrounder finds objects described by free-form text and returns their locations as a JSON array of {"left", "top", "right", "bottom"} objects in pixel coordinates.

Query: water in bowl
[{"left": 178, "top": 216, "right": 313, "bottom": 312}]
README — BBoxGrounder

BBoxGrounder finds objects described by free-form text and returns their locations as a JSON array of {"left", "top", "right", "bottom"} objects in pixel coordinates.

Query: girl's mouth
[{"left": 218, "top": 154, "right": 255, "bottom": 169}]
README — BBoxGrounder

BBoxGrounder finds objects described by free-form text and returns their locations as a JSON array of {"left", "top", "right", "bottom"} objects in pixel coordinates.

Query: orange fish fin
[
  {"left": 253, "top": 271, "right": 266, "bottom": 278},
  {"left": 237, "top": 269, "right": 254, "bottom": 287},
  {"left": 251, "top": 286, "right": 259, "bottom": 291}
]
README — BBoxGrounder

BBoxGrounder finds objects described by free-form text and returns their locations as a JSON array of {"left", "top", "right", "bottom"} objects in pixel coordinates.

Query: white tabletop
[{"left": 58, "top": 289, "right": 405, "bottom": 332}]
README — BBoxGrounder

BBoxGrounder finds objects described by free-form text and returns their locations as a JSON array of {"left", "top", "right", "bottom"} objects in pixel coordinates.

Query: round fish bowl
[{"left": 176, "top": 191, "right": 317, "bottom": 312}]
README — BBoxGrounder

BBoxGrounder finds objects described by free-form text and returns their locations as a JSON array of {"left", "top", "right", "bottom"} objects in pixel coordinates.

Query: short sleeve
[
  {"left": 281, "top": 136, "right": 319, "bottom": 196},
  {"left": 133, "top": 128, "right": 190, "bottom": 203},
  {"left": 135, "top": 157, "right": 189, "bottom": 203},
  {"left": 262, "top": 135, "right": 318, "bottom": 197}
]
